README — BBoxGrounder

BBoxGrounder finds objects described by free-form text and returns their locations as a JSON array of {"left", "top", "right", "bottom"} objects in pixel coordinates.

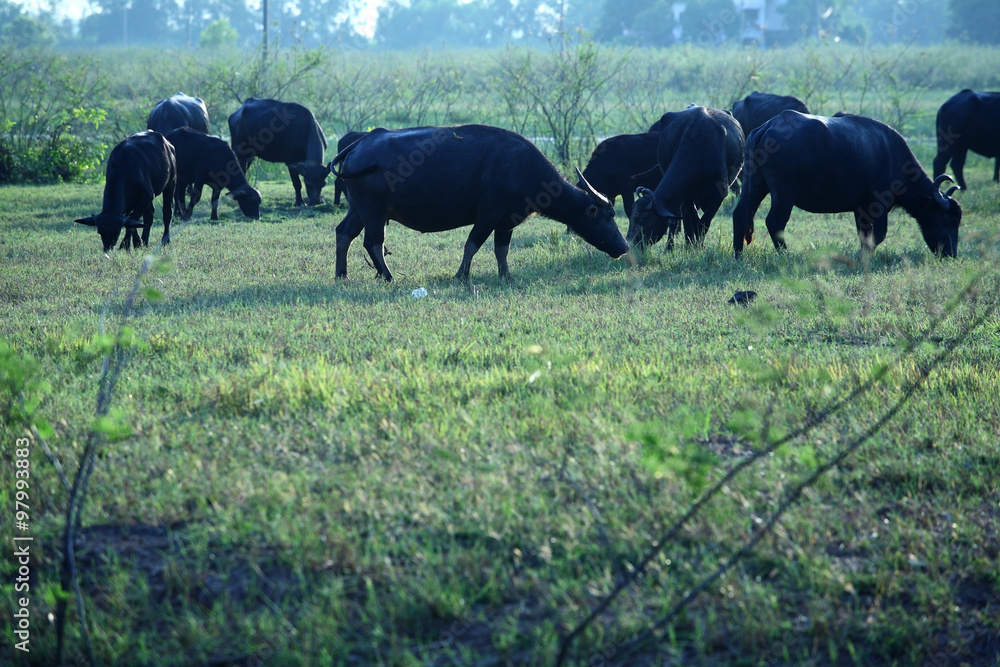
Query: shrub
[{"left": 0, "top": 50, "right": 108, "bottom": 183}]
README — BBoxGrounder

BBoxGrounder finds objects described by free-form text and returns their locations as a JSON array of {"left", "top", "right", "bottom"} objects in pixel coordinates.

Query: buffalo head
[
  {"left": 919, "top": 175, "right": 962, "bottom": 258},
  {"left": 569, "top": 167, "right": 629, "bottom": 259},
  {"left": 75, "top": 214, "right": 145, "bottom": 252},
  {"left": 229, "top": 183, "right": 263, "bottom": 219},
  {"left": 627, "top": 186, "right": 681, "bottom": 247},
  {"left": 292, "top": 162, "right": 330, "bottom": 206}
]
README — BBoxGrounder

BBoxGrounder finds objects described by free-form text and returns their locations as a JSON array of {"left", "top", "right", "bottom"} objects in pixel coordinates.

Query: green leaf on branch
[{"left": 92, "top": 409, "right": 132, "bottom": 443}]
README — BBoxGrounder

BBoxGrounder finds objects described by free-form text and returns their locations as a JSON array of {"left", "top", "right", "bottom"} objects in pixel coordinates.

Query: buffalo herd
[{"left": 76, "top": 88, "right": 987, "bottom": 270}]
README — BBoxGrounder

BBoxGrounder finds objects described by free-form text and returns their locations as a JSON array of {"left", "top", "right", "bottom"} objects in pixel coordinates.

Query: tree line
[{"left": 1, "top": 0, "right": 999, "bottom": 51}]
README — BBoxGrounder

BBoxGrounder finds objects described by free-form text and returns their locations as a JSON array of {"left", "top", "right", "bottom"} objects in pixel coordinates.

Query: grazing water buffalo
[
  {"left": 228, "top": 98, "right": 329, "bottom": 207},
  {"left": 732, "top": 110, "right": 962, "bottom": 258},
  {"left": 328, "top": 124, "right": 629, "bottom": 281},
  {"left": 75, "top": 131, "right": 176, "bottom": 252},
  {"left": 164, "top": 127, "right": 261, "bottom": 221},
  {"left": 629, "top": 105, "right": 745, "bottom": 248},
  {"left": 731, "top": 91, "right": 809, "bottom": 136},
  {"left": 579, "top": 132, "right": 661, "bottom": 221},
  {"left": 146, "top": 93, "right": 210, "bottom": 135},
  {"left": 333, "top": 130, "right": 369, "bottom": 206},
  {"left": 933, "top": 89, "right": 1000, "bottom": 191}
]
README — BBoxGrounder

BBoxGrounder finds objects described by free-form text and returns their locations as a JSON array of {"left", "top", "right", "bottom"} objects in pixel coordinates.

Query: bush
[{"left": 0, "top": 50, "right": 108, "bottom": 183}]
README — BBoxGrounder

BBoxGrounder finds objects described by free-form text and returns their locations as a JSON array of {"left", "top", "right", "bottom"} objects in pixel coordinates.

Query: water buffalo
[
  {"left": 228, "top": 98, "right": 329, "bottom": 207},
  {"left": 164, "top": 127, "right": 261, "bottom": 221},
  {"left": 75, "top": 131, "right": 176, "bottom": 252},
  {"left": 933, "top": 89, "right": 1000, "bottom": 191},
  {"left": 732, "top": 110, "right": 962, "bottom": 258},
  {"left": 146, "top": 93, "right": 210, "bottom": 135},
  {"left": 629, "top": 106, "right": 745, "bottom": 248},
  {"left": 579, "top": 132, "right": 660, "bottom": 221},
  {"left": 731, "top": 91, "right": 809, "bottom": 137},
  {"left": 328, "top": 124, "right": 629, "bottom": 281},
  {"left": 333, "top": 131, "right": 369, "bottom": 206}
]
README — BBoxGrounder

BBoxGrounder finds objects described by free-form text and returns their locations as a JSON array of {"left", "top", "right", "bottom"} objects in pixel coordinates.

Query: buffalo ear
[{"left": 75, "top": 216, "right": 97, "bottom": 227}]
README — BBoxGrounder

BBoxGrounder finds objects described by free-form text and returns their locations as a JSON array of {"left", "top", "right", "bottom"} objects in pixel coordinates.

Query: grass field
[{"left": 1, "top": 130, "right": 1000, "bottom": 665}]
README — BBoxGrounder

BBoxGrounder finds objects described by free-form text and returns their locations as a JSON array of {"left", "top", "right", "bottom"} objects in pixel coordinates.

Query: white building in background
[
  {"left": 735, "top": 0, "right": 794, "bottom": 47},
  {"left": 670, "top": 0, "right": 795, "bottom": 47}
]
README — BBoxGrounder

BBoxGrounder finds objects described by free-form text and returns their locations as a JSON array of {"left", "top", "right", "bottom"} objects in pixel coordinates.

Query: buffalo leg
[
  {"left": 120, "top": 218, "right": 141, "bottom": 251},
  {"left": 681, "top": 204, "right": 703, "bottom": 246},
  {"left": 209, "top": 187, "right": 222, "bottom": 221},
  {"left": 456, "top": 221, "right": 496, "bottom": 281},
  {"left": 173, "top": 180, "right": 189, "bottom": 220},
  {"left": 732, "top": 172, "right": 768, "bottom": 258},
  {"left": 764, "top": 192, "right": 795, "bottom": 252},
  {"left": 855, "top": 209, "right": 888, "bottom": 251},
  {"left": 335, "top": 210, "right": 365, "bottom": 278},
  {"left": 187, "top": 185, "right": 203, "bottom": 220},
  {"left": 949, "top": 149, "right": 968, "bottom": 191},
  {"left": 142, "top": 202, "right": 155, "bottom": 247},
  {"left": 334, "top": 176, "right": 345, "bottom": 206},
  {"left": 698, "top": 195, "right": 725, "bottom": 243},
  {"left": 994, "top": 157, "right": 999, "bottom": 183},
  {"left": 288, "top": 165, "right": 305, "bottom": 207},
  {"left": 362, "top": 224, "right": 392, "bottom": 281},
  {"left": 162, "top": 179, "right": 174, "bottom": 246},
  {"left": 493, "top": 227, "right": 513, "bottom": 278}
]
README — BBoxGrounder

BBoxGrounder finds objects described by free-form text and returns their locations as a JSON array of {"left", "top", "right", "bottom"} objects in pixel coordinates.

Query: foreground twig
[{"left": 556, "top": 273, "right": 987, "bottom": 665}]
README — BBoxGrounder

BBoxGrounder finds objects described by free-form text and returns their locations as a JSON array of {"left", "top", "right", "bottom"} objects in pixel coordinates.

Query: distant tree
[
  {"left": 1, "top": 13, "right": 56, "bottom": 49},
  {"left": 200, "top": 17, "right": 238, "bottom": 49},
  {"left": 679, "top": 0, "right": 737, "bottom": 45},
  {"left": 0, "top": 0, "right": 22, "bottom": 30},
  {"left": 777, "top": 0, "right": 821, "bottom": 40},
  {"left": 374, "top": 0, "right": 548, "bottom": 49},
  {"left": 947, "top": 0, "right": 1000, "bottom": 44},
  {"left": 594, "top": 0, "right": 673, "bottom": 44},
  {"left": 79, "top": 0, "right": 185, "bottom": 46}
]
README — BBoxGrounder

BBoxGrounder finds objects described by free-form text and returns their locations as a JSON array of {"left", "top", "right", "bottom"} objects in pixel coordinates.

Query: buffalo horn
[
  {"left": 932, "top": 174, "right": 960, "bottom": 209},
  {"left": 932, "top": 174, "right": 954, "bottom": 189},
  {"left": 576, "top": 168, "right": 611, "bottom": 206},
  {"left": 634, "top": 186, "right": 679, "bottom": 218}
]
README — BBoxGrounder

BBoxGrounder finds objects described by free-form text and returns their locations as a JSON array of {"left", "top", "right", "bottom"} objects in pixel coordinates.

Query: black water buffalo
[
  {"left": 579, "top": 132, "right": 660, "bottom": 220},
  {"left": 731, "top": 91, "right": 809, "bottom": 136},
  {"left": 228, "top": 98, "right": 329, "bottom": 207},
  {"left": 328, "top": 124, "right": 629, "bottom": 281},
  {"left": 732, "top": 111, "right": 962, "bottom": 258},
  {"left": 146, "top": 93, "right": 210, "bottom": 135},
  {"left": 164, "top": 127, "right": 261, "bottom": 221},
  {"left": 75, "top": 131, "right": 176, "bottom": 252},
  {"left": 333, "top": 130, "right": 369, "bottom": 206},
  {"left": 933, "top": 89, "right": 1000, "bottom": 191},
  {"left": 629, "top": 105, "right": 745, "bottom": 248}
]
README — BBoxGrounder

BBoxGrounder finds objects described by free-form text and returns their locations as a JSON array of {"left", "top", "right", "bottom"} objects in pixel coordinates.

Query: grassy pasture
[
  {"left": 2, "top": 152, "right": 999, "bottom": 665},
  {"left": 2, "top": 44, "right": 1000, "bottom": 666}
]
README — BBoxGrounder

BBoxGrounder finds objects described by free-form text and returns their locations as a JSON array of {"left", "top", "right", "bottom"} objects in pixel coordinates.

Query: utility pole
[{"left": 262, "top": 0, "right": 269, "bottom": 58}]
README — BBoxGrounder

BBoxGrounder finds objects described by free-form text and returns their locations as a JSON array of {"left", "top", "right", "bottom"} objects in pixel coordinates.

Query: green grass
[{"left": 1, "top": 159, "right": 999, "bottom": 666}]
